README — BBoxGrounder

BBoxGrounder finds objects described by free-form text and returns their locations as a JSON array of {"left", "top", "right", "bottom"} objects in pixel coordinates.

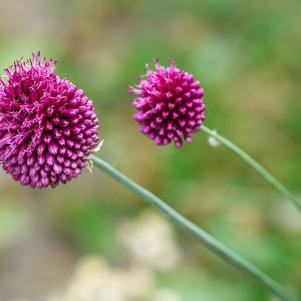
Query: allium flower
[
  {"left": 130, "top": 62, "right": 205, "bottom": 147},
  {"left": 0, "top": 53, "right": 99, "bottom": 188}
]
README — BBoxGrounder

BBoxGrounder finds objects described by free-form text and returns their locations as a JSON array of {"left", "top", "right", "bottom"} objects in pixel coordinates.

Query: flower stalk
[
  {"left": 201, "top": 125, "right": 301, "bottom": 213},
  {"left": 92, "top": 155, "right": 296, "bottom": 301}
]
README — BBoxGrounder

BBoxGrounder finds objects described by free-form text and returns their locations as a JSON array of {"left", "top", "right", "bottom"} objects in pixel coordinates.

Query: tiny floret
[
  {"left": 0, "top": 53, "right": 99, "bottom": 188},
  {"left": 130, "top": 62, "right": 206, "bottom": 147}
]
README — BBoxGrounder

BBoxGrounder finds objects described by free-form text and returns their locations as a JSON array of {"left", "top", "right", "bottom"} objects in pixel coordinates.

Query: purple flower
[
  {"left": 0, "top": 53, "right": 99, "bottom": 188},
  {"left": 130, "top": 62, "right": 206, "bottom": 148}
]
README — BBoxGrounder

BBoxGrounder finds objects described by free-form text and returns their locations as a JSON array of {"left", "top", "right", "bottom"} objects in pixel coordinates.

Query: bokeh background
[{"left": 0, "top": 0, "right": 301, "bottom": 300}]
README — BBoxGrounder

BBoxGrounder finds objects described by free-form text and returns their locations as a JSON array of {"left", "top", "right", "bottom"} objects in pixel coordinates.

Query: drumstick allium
[
  {"left": 0, "top": 53, "right": 99, "bottom": 188},
  {"left": 130, "top": 62, "right": 206, "bottom": 147},
  {"left": 0, "top": 53, "right": 297, "bottom": 301}
]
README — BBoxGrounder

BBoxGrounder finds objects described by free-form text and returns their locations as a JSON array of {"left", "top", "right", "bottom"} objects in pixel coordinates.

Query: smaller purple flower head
[
  {"left": 130, "top": 62, "right": 205, "bottom": 148},
  {"left": 0, "top": 53, "right": 99, "bottom": 188}
]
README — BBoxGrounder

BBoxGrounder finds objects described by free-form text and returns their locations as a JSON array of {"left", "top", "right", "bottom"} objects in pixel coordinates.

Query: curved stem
[
  {"left": 202, "top": 125, "right": 301, "bottom": 213},
  {"left": 92, "top": 155, "right": 296, "bottom": 301}
]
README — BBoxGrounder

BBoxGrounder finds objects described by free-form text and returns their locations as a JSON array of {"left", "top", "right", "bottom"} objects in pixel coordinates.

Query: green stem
[
  {"left": 92, "top": 155, "right": 296, "bottom": 301},
  {"left": 202, "top": 125, "right": 301, "bottom": 213}
]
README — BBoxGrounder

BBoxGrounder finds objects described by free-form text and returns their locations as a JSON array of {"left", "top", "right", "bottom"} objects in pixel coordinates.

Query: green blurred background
[{"left": 0, "top": 0, "right": 301, "bottom": 300}]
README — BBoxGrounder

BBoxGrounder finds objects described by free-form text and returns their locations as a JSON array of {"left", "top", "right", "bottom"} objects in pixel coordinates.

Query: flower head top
[
  {"left": 0, "top": 53, "right": 99, "bottom": 188},
  {"left": 130, "top": 62, "right": 205, "bottom": 147}
]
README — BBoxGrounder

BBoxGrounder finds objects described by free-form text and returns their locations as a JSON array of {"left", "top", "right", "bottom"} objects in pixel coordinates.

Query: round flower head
[
  {"left": 130, "top": 62, "right": 205, "bottom": 147},
  {"left": 0, "top": 53, "right": 99, "bottom": 188}
]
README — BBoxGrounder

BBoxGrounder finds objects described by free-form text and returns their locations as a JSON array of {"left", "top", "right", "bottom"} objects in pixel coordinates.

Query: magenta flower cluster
[
  {"left": 0, "top": 53, "right": 206, "bottom": 188},
  {"left": 130, "top": 62, "right": 206, "bottom": 147},
  {"left": 0, "top": 53, "right": 99, "bottom": 188}
]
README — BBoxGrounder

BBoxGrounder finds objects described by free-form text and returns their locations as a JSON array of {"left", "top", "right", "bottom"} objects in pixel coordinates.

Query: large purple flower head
[
  {"left": 130, "top": 62, "right": 206, "bottom": 148},
  {"left": 0, "top": 53, "right": 99, "bottom": 188}
]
